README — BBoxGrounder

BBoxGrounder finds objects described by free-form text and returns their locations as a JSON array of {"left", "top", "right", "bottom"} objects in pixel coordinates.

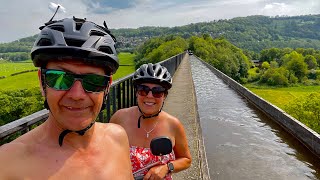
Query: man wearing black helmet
[
  {"left": 0, "top": 17, "right": 133, "bottom": 179},
  {"left": 110, "top": 63, "right": 192, "bottom": 179}
]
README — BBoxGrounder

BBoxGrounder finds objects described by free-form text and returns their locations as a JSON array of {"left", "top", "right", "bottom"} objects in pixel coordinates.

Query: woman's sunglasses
[
  {"left": 42, "top": 69, "right": 110, "bottom": 93},
  {"left": 136, "top": 85, "right": 167, "bottom": 98}
]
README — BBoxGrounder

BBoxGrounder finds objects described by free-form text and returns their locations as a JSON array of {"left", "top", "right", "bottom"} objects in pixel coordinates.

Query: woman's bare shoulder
[
  {"left": 110, "top": 106, "right": 137, "bottom": 124},
  {"left": 162, "top": 111, "right": 181, "bottom": 124},
  {"left": 118, "top": 106, "right": 136, "bottom": 114},
  {"left": 97, "top": 123, "right": 128, "bottom": 141}
]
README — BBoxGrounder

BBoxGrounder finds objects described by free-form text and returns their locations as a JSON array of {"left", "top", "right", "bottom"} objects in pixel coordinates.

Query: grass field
[
  {"left": 0, "top": 61, "right": 36, "bottom": 77},
  {"left": 0, "top": 52, "right": 136, "bottom": 90},
  {"left": 112, "top": 52, "right": 136, "bottom": 80},
  {"left": 245, "top": 84, "right": 320, "bottom": 109}
]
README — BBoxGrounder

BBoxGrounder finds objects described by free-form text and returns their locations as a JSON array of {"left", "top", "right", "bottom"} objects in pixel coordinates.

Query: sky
[{"left": 1, "top": 0, "right": 320, "bottom": 43}]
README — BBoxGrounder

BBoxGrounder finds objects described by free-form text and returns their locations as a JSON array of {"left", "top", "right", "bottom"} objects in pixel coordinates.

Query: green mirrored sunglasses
[{"left": 42, "top": 69, "right": 110, "bottom": 93}]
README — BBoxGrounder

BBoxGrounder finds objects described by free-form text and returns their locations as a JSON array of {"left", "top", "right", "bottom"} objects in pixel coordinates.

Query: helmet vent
[
  {"left": 90, "top": 30, "right": 106, "bottom": 37},
  {"left": 49, "top": 25, "right": 65, "bottom": 32},
  {"left": 163, "top": 73, "right": 167, "bottom": 79},
  {"left": 76, "top": 22, "right": 83, "bottom": 30},
  {"left": 156, "top": 70, "right": 162, "bottom": 77},
  {"left": 37, "top": 38, "right": 53, "bottom": 46},
  {"left": 65, "top": 38, "right": 85, "bottom": 47},
  {"left": 98, "top": 46, "right": 113, "bottom": 54},
  {"left": 147, "top": 67, "right": 153, "bottom": 76}
]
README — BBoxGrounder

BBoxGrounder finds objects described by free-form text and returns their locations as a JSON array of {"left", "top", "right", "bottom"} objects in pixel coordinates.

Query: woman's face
[{"left": 136, "top": 83, "right": 167, "bottom": 116}]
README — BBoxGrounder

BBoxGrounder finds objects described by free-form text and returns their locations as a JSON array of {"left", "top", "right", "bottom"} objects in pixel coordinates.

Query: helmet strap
[
  {"left": 44, "top": 99, "right": 50, "bottom": 110},
  {"left": 40, "top": 68, "right": 50, "bottom": 110},
  {"left": 137, "top": 103, "right": 164, "bottom": 128},
  {"left": 58, "top": 121, "right": 95, "bottom": 146},
  {"left": 100, "top": 94, "right": 108, "bottom": 112},
  {"left": 100, "top": 84, "right": 110, "bottom": 112},
  {"left": 57, "top": 87, "right": 107, "bottom": 146}
]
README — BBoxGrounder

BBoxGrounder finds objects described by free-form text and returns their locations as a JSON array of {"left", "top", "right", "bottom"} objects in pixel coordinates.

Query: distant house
[{"left": 251, "top": 59, "right": 262, "bottom": 67}]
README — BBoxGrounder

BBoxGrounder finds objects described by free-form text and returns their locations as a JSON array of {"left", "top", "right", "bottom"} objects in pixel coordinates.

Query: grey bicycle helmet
[
  {"left": 31, "top": 16, "right": 119, "bottom": 74},
  {"left": 133, "top": 63, "right": 172, "bottom": 89}
]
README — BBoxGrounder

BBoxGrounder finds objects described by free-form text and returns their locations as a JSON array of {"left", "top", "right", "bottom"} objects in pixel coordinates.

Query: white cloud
[
  {"left": 1, "top": 0, "right": 320, "bottom": 43},
  {"left": 262, "top": 3, "right": 289, "bottom": 16},
  {"left": 261, "top": 1, "right": 320, "bottom": 16}
]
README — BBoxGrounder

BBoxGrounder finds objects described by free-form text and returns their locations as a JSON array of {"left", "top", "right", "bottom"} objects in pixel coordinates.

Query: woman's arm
[
  {"left": 144, "top": 117, "right": 192, "bottom": 179},
  {"left": 170, "top": 118, "right": 192, "bottom": 173}
]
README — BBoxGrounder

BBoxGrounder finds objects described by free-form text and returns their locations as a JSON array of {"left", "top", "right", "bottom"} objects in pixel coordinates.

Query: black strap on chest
[{"left": 58, "top": 121, "right": 95, "bottom": 146}]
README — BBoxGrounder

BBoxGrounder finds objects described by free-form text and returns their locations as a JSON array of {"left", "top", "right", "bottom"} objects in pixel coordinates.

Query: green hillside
[
  {"left": 2, "top": 14, "right": 320, "bottom": 62},
  {"left": 112, "top": 14, "right": 320, "bottom": 52}
]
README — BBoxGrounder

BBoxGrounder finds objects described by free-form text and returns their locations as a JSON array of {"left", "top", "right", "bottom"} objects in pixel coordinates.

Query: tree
[
  {"left": 270, "top": 61, "right": 279, "bottom": 68},
  {"left": 0, "top": 88, "right": 44, "bottom": 126},
  {"left": 282, "top": 51, "right": 308, "bottom": 81},
  {"left": 261, "top": 61, "right": 270, "bottom": 70},
  {"left": 285, "top": 93, "right": 320, "bottom": 134},
  {"left": 134, "top": 36, "right": 187, "bottom": 68},
  {"left": 304, "top": 55, "right": 318, "bottom": 69},
  {"left": 260, "top": 48, "right": 281, "bottom": 63},
  {"left": 260, "top": 67, "right": 289, "bottom": 86}
]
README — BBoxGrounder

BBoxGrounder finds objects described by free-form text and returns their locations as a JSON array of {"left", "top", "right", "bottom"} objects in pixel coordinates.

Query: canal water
[{"left": 190, "top": 57, "right": 320, "bottom": 180}]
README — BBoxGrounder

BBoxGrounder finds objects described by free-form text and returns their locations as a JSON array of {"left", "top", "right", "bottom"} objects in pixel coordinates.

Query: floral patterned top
[{"left": 130, "top": 146, "right": 176, "bottom": 180}]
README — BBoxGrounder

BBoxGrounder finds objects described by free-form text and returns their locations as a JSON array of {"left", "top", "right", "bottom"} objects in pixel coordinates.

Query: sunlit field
[
  {"left": 245, "top": 84, "right": 320, "bottom": 109},
  {"left": 0, "top": 61, "right": 36, "bottom": 77},
  {"left": 0, "top": 52, "right": 136, "bottom": 90}
]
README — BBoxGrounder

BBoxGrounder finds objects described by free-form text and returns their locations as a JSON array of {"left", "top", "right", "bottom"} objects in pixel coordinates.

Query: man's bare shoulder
[
  {"left": 0, "top": 131, "right": 35, "bottom": 155},
  {"left": 98, "top": 122, "right": 126, "bottom": 133},
  {"left": 96, "top": 122, "right": 128, "bottom": 143},
  {"left": 0, "top": 141, "right": 26, "bottom": 155},
  {"left": 0, "top": 140, "right": 30, "bottom": 177}
]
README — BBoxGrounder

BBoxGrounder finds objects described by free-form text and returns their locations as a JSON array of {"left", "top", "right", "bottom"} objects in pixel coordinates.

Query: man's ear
[{"left": 38, "top": 69, "right": 45, "bottom": 96}]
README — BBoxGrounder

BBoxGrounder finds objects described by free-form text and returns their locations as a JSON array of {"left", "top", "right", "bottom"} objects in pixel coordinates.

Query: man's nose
[{"left": 66, "top": 80, "right": 87, "bottom": 99}]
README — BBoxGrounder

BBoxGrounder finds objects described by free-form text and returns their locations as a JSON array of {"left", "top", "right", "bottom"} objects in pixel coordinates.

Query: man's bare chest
[{"left": 18, "top": 151, "right": 114, "bottom": 179}]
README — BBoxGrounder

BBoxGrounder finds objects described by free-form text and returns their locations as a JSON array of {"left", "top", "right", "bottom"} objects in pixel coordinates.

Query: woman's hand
[{"left": 143, "top": 164, "right": 168, "bottom": 180}]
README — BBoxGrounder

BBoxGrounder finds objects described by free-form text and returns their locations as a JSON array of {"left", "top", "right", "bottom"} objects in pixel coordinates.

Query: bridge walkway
[{"left": 163, "top": 55, "right": 209, "bottom": 180}]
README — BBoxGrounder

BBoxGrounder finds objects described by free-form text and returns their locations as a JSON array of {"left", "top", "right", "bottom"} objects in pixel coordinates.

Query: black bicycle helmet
[
  {"left": 133, "top": 63, "right": 172, "bottom": 89},
  {"left": 31, "top": 16, "right": 119, "bottom": 74}
]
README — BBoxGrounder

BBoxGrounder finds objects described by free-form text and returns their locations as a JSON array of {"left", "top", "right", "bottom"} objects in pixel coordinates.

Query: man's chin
[{"left": 64, "top": 117, "right": 94, "bottom": 129}]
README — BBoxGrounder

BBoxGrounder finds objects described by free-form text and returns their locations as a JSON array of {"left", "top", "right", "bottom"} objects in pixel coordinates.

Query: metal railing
[{"left": 0, "top": 52, "right": 186, "bottom": 144}]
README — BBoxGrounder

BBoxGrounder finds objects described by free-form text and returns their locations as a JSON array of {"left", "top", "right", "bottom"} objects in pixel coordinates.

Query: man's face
[{"left": 41, "top": 60, "right": 109, "bottom": 131}]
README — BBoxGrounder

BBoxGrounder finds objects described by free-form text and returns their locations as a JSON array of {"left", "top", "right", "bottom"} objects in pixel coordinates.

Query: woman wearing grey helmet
[{"left": 110, "top": 63, "right": 191, "bottom": 179}]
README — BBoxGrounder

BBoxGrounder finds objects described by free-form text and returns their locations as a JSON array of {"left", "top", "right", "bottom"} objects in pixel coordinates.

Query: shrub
[
  {"left": 285, "top": 92, "right": 320, "bottom": 134},
  {"left": 0, "top": 88, "right": 44, "bottom": 126},
  {"left": 247, "top": 67, "right": 261, "bottom": 82}
]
